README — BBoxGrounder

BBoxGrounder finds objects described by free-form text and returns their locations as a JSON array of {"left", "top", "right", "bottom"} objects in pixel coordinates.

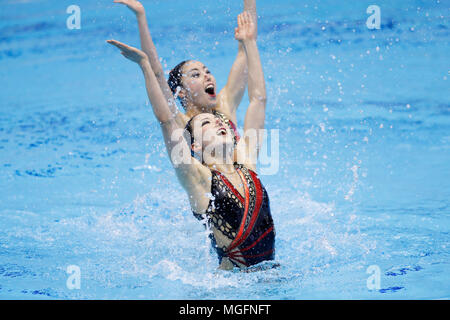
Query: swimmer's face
[
  {"left": 178, "top": 61, "right": 217, "bottom": 109},
  {"left": 190, "top": 113, "right": 234, "bottom": 156}
]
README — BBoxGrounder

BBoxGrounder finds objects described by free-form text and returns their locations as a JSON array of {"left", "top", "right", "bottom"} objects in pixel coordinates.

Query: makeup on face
[
  {"left": 182, "top": 62, "right": 217, "bottom": 101},
  {"left": 193, "top": 114, "right": 231, "bottom": 143}
]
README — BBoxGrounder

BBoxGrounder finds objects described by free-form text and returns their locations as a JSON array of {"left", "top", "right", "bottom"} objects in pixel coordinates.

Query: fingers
[
  {"left": 237, "top": 11, "right": 252, "bottom": 28},
  {"left": 244, "top": 11, "right": 253, "bottom": 25},
  {"left": 106, "top": 39, "right": 122, "bottom": 50},
  {"left": 106, "top": 39, "right": 130, "bottom": 51},
  {"left": 106, "top": 39, "right": 121, "bottom": 46},
  {"left": 106, "top": 40, "right": 132, "bottom": 55},
  {"left": 237, "top": 13, "right": 243, "bottom": 28}
]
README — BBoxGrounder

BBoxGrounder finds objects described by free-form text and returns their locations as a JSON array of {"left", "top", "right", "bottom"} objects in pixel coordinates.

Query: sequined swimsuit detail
[{"left": 194, "top": 163, "right": 275, "bottom": 268}]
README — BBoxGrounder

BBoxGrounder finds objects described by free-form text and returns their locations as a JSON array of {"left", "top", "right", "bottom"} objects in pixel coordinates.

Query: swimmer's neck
[{"left": 185, "top": 104, "right": 216, "bottom": 118}]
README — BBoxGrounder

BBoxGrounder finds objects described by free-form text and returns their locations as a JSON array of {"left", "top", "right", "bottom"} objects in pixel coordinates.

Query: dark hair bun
[{"left": 168, "top": 60, "right": 189, "bottom": 94}]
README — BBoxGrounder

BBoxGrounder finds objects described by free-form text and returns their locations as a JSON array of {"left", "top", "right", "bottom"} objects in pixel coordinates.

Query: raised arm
[
  {"left": 107, "top": 39, "right": 211, "bottom": 209},
  {"left": 235, "top": 12, "right": 266, "bottom": 133},
  {"left": 218, "top": 0, "right": 257, "bottom": 118},
  {"left": 113, "top": 1, "right": 175, "bottom": 106},
  {"left": 244, "top": 0, "right": 257, "bottom": 31},
  {"left": 234, "top": 12, "right": 266, "bottom": 167},
  {"left": 107, "top": 40, "right": 178, "bottom": 123}
]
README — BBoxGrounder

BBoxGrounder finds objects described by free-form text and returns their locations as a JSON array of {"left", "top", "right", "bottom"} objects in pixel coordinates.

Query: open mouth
[
  {"left": 205, "top": 84, "right": 216, "bottom": 97},
  {"left": 217, "top": 127, "right": 227, "bottom": 136}
]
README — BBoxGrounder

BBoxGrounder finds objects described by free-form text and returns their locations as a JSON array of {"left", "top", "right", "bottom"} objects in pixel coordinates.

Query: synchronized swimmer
[{"left": 108, "top": 0, "right": 276, "bottom": 270}]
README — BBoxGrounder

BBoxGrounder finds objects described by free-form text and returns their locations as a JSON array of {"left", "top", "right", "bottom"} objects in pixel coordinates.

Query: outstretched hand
[
  {"left": 234, "top": 11, "right": 257, "bottom": 42},
  {"left": 107, "top": 39, "right": 148, "bottom": 66},
  {"left": 113, "top": 0, "right": 145, "bottom": 16}
]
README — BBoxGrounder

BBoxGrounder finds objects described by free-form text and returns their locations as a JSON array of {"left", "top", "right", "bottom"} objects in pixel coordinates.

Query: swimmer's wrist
[
  {"left": 131, "top": 2, "right": 146, "bottom": 18},
  {"left": 242, "top": 38, "right": 257, "bottom": 45},
  {"left": 135, "top": 9, "right": 146, "bottom": 19},
  {"left": 139, "top": 59, "right": 151, "bottom": 71}
]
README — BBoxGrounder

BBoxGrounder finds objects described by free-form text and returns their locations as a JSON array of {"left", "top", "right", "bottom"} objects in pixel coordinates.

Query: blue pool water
[{"left": 0, "top": 0, "right": 449, "bottom": 299}]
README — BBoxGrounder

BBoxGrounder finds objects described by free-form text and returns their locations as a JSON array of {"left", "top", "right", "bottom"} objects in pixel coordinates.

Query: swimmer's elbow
[{"left": 259, "top": 95, "right": 267, "bottom": 105}]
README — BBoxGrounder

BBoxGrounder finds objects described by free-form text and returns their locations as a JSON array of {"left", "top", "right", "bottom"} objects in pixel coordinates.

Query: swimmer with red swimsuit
[{"left": 194, "top": 163, "right": 275, "bottom": 268}]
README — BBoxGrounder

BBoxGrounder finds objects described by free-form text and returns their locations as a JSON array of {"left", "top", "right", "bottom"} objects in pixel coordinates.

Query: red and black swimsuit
[{"left": 194, "top": 163, "right": 275, "bottom": 268}]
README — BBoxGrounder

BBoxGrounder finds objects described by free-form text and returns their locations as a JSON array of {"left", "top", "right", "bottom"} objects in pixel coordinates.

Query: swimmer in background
[
  {"left": 111, "top": 0, "right": 258, "bottom": 144},
  {"left": 108, "top": 11, "right": 276, "bottom": 270}
]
